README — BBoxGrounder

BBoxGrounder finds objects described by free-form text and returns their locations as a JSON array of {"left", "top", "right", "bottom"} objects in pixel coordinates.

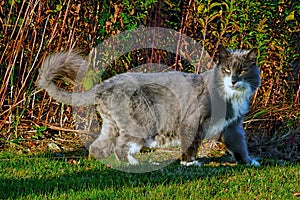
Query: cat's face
[{"left": 217, "top": 45, "right": 261, "bottom": 98}]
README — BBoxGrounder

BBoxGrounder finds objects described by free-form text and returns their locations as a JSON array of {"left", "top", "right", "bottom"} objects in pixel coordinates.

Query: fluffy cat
[{"left": 38, "top": 44, "right": 261, "bottom": 166}]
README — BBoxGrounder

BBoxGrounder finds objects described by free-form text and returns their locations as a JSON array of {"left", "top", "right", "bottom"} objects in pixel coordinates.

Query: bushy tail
[{"left": 38, "top": 51, "right": 98, "bottom": 106}]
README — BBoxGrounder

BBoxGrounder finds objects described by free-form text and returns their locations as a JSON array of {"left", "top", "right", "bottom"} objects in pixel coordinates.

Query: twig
[
  {"left": 18, "top": 16, "right": 49, "bottom": 98},
  {"left": 0, "top": 89, "right": 43, "bottom": 118},
  {"left": 41, "top": 122, "right": 91, "bottom": 134}
]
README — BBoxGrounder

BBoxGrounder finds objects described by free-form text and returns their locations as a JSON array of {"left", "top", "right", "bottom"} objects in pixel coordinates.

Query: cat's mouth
[
  {"left": 230, "top": 83, "right": 245, "bottom": 91},
  {"left": 223, "top": 77, "right": 249, "bottom": 93}
]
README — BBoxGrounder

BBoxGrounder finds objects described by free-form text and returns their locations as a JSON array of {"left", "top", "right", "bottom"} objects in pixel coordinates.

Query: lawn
[{"left": 0, "top": 151, "right": 299, "bottom": 200}]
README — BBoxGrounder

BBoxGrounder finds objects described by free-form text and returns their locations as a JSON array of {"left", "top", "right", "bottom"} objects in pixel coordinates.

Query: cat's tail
[{"left": 38, "top": 51, "right": 98, "bottom": 106}]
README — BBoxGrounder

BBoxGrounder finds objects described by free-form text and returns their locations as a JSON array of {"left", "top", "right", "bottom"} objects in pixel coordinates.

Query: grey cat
[{"left": 38, "top": 44, "right": 260, "bottom": 166}]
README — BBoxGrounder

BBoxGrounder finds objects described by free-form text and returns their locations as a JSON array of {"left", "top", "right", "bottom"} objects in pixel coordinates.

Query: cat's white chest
[
  {"left": 231, "top": 97, "right": 249, "bottom": 117},
  {"left": 204, "top": 119, "right": 229, "bottom": 138},
  {"left": 204, "top": 95, "right": 250, "bottom": 139}
]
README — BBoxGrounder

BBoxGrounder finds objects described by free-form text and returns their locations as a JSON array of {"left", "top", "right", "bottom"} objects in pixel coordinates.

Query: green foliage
[
  {"left": 96, "top": 1, "right": 158, "bottom": 42},
  {"left": 83, "top": 70, "right": 99, "bottom": 90},
  {"left": 0, "top": 0, "right": 299, "bottom": 142},
  {"left": 8, "top": 0, "right": 21, "bottom": 6},
  {"left": 54, "top": 1, "right": 63, "bottom": 13},
  {"left": 32, "top": 125, "right": 47, "bottom": 139}
]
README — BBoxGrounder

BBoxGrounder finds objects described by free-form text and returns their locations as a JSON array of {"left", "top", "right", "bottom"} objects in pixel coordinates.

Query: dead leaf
[
  {"left": 294, "top": 192, "right": 300, "bottom": 197},
  {"left": 68, "top": 159, "right": 77, "bottom": 165}
]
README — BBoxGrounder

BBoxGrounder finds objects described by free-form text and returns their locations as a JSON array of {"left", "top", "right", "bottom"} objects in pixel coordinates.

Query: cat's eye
[
  {"left": 240, "top": 70, "right": 247, "bottom": 75},
  {"left": 222, "top": 68, "right": 231, "bottom": 74}
]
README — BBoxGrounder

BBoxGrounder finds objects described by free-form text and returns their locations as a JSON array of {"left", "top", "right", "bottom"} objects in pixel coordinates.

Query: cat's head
[{"left": 216, "top": 44, "right": 261, "bottom": 98}]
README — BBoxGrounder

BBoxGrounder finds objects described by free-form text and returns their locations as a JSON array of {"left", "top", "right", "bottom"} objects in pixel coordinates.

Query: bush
[{"left": 0, "top": 0, "right": 299, "bottom": 153}]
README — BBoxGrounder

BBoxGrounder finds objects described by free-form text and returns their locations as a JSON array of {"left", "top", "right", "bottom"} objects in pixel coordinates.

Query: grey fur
[{"left": 38, "top": 44, "right": 261, "bottom": 166}]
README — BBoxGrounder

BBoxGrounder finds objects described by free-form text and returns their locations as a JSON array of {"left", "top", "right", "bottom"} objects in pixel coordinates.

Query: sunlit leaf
[
  {"left": 198, "top": 18, "right": 205, "bottom": 27},
  {"left": 83, "top": 70, "right": 98, "bottom": 90},
  {"left": 197, "top": 3, "right": 206, "bottom": 14},
  {"left": 55, "top": 4, "right": 63, "bottom": 12},
  {"left": 285, "top": 11, "right": 295, "bottom": 21}
]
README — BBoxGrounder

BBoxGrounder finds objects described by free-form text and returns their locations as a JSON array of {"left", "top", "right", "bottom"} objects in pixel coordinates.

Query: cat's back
[
  {"left": 96, "top": 71, "right": 207, "bottom": 113},
  {"left": 101, "top": 71, "right": 205, "bottom": 92}
]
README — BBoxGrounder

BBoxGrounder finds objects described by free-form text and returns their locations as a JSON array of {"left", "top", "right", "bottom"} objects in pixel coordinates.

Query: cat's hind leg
[
  {"left": 89, "top": 117, "right": 118, "bottom": 159},
  {"left": 180, "top": 125, "right": 202, "bottom": 166},
  {"left": 114, "top": 133, "right": 144, "bottom": 165},
  {"left": 222, "top": 121, "right": 260, "bottom": 166}
]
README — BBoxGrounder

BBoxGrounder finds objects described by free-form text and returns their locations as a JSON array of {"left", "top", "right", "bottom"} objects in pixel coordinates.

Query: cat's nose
[
  {"left": 232, "top": 80, "right": 237, "bottom": 85},
  {"left": 231, "top": 76, "right": 238, "bottom": 85}
]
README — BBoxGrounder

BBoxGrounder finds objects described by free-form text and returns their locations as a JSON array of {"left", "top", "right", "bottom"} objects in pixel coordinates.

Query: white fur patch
[
  {"left": 223, "top": 76, "right": 236, "bottom": 97},
  {"left": 127, "top": 142, "right": 142, "bottom": 165},
  {"left": 205, "top": 78, "right": 252, "bottom": 138},
  {"left": 145, "top": 139, "right": 158, "bottom": 148},
  {"left": 145, "top": 138, "right": 181, "bottom": 148},
  {"left": 151, "top": 162, "right": 160, "bottom": 165},
  {"left": 180, "top": 160, "right": 202, "bottom": 167},
  {"left": 223, "top": 77, "right": 252, "bottom": 101},
  {"left": 224, "top": 77, "right": 253, "bottom": 117},
  {"left": 128, "top": 142, "right": 142, "bottom": 154},
  {"left": 127, "top": 155, "right": 139, "bottom": 165}
]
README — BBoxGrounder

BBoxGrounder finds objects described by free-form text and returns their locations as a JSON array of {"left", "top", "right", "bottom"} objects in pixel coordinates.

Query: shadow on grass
[
  {"left": 2, "top": 149, "right": 295, "bottom": 199},
  {"left": 0, "top": 151, "right": 247, "bottom": 199}
]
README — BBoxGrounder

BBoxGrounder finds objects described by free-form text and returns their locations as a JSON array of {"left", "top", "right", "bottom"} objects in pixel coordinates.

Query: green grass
[{"left": 0, "top": 152, "right": 299, "bottom": 200}]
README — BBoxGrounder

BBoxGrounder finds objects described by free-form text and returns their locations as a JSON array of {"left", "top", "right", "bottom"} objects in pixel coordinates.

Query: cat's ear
[
  {"left": 246, "top": 47, "right": 258, "bottom": 62},
  {"left": 218, "top": 44, "right": 229, "bottom": 61}
]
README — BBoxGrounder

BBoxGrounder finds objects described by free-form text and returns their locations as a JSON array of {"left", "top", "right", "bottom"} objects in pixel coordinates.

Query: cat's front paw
[
  {"left": 180, "top": 160, "right": 202, "bottom": 167},
  {"left": 247, "top": 158, "right": 260, "bottom": 167}
]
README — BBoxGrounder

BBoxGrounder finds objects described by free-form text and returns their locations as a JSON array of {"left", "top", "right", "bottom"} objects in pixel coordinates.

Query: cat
[{"left": 38, "top": 44, "right": 261, "bottom": 166}]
